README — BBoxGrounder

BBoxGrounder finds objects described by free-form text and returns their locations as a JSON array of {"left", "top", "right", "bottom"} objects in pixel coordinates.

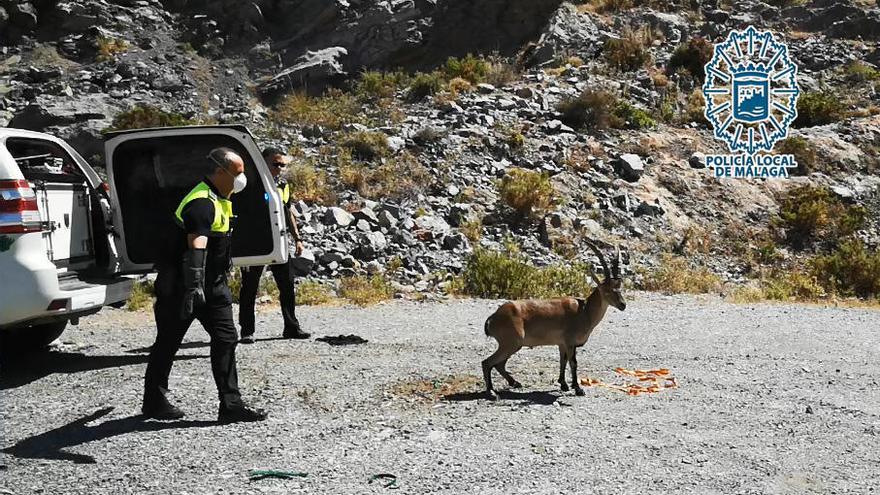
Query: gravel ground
[{"left": 1, "top": 293, "right": 878, "bottom": 494}]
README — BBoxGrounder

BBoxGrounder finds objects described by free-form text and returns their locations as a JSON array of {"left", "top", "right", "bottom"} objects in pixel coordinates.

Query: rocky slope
[{"left": 2, "top": 0, "right": 880, "bottom": 295}]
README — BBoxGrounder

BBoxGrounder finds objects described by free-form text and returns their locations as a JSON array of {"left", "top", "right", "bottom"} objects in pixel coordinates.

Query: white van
[{"left": 0, "top": 125, "right": 288, "bottom": 349}]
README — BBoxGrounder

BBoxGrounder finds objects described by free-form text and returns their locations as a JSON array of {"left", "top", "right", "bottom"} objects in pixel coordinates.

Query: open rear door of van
[{"left": 104, "top": 125, "right": 287, "bottom": 274}]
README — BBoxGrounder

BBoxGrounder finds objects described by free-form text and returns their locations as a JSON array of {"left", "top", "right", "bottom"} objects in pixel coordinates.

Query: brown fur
[{"left": 480, "top": 276, "right": 626, "bottom": 399}]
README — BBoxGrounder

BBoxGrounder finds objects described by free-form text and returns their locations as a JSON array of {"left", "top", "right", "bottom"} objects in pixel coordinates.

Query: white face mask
[
  {"left": 217, "top": 162, "right": 247, "bottom": 194},
  {"left": 231, "top": 172, "right": 247, "bottom": 194}
]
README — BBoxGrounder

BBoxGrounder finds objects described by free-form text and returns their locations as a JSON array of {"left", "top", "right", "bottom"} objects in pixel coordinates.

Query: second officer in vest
[
  {"left": 142, "top": 147, "right": 267, "bottom": 423},
  {"left": 238, "top": 147, "right": 310, "bottom": 343}
]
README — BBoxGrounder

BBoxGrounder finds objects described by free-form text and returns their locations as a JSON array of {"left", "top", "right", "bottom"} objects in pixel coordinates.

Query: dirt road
[{"left": 1, "top": 294, "right": 878, "bottom": 494}]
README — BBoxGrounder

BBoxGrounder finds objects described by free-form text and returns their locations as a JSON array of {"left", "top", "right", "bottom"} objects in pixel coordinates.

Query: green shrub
[
  {"left": 794, "top": 91, "right": 846, "bottom": 128},
  {"left": 339, "top": 275, "right": 393, "bottom": 306},
  {"left": 776, "top": 186, "right": 866, "bottom": 249},
  {"left": 287, "top": 162, "right": 336, "bottom": 205},
  {"left": 761, "top": 269, "right": 824, "bottom": 301},
  {"left": 498, "top": 168, "right": 556, "bottom": 219},
  {"left": 340, "top": 151, "right": 431, "bottom": 201},
  {"left": 408, "top": 71, "right": 445, "bottom": 101},
  {"left": 457, "top": 242, "right": 593, "bottom": 299},
  {"left": 340, "top": 131, "right": 391, "bottom": 161},
  {"left": 614, "top": 100, "right": 656, "bottom": 129},
  {"left": 297, "top": 280, "right": 336, "bottom": 305},
  {"left": 126, "top": 280, "right": 154, "bottom": 311},
  {"left": 844, "top": 61, "right": 880, "bottom": 83},
  {"left": 271, "top": 90, "right": 361, "bottom": 130},
  {"left": 558, "top": 90, "right": 618, "bottom": 130},
  {"left": 105, "top": 105, "right": 194, "bottom": 132},
  {"left": 667, "top": 37, "right": 713, "bottom": 82},
  {"left": 444, "top": 54, "right": 490, "bottom": 84},
  {"left": 640, "top": 254, "right": 722, "bottom": 294},
  {"left": 810, "top": 238, "right": 880, "bottom": 298},
  {"left": 356, "top": 71, "right": 409, "bottom": 100},
  {"left": 774, "top": 136, "right": 818, "bottom": 175},
  {"left": 603, "top": 29, "right": 652, "bottom": 72},
  {"left": 96, "top": 36, "right": 129, "bottom": 62}
]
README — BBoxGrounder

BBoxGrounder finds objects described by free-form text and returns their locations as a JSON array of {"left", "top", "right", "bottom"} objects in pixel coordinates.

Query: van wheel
[{"left": 1, "top": 321, "right": 68, "bottom": 352}]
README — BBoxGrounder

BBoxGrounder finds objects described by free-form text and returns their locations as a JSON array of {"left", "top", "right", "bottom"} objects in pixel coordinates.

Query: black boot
[
  {"left": 218, "top": 402, "right": 268, "bottom": 424},
  {"left": 239, "top": 328, "right": 255, "bottom": 344},
  {"left": 282, "top": 323, "right": 310, "bottom": 339},
  {"left": 142, "top": 393, "right": 185, "bottom": 420}
]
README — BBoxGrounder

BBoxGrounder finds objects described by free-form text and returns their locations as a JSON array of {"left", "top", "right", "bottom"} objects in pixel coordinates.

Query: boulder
[
  {"left": 614, "top": 154, "right": 645, "bottom": 182},
  {"left": 290, "top": 249, "right": 316, "bottom": 275},
  {"left": 688, "top": 152, "right": 707, "bottom": 169},
  {"left": 323, "top": 207, "right": 355, "bottom": 227},
  {"left": 524, "top": 3, "right": 600, "bottom": 66},
  {"left": 258, "top": 46, "right": 348, "bottom": 98}
]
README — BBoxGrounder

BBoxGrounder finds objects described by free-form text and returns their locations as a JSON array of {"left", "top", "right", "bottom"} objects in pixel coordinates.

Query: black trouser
[
  {"left": 238, "top": 258, "right": 300, "bottom": 336},
  {"left": 144, "top": 266, "right": 241, "bottom": 408}
]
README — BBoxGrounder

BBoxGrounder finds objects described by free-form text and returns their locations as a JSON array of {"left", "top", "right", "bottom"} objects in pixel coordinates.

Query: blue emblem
[{"left": 703, "top": 26, "right": 799, "bottom": 155}]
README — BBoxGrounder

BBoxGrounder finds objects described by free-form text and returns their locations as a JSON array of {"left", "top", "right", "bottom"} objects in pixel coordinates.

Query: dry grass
[
  {"left": 297, "top": 280, "right": 337, "bottom": 306},
  {"left": 271, "top": 90, "right": 362, "bottom": 130},
  {"left": 640, "top": 254, "right": 722, "bottom": 294},
  {"left": 286, "top": 161, "right": 336, "bottom": 205},
  {"left": 126, "top": 280, "right": 154, "bottom": 311},
  {"left": 498, "top": 168, "right": 556, "bottom": 219},
  {"left": 603, "top": 27, "right": 654, "bottom": 72},
  {"left": 391, "top": 374, "right": 483, "bottom": 402},
  {"left": 339, "top": 151, "right": 431, "bottom": 201},
  {"left": 339, "top": 275, "right": 394, "bottom": 306},
  {"left": 96, "top": 36, "right": 129, "bottom": 62}
]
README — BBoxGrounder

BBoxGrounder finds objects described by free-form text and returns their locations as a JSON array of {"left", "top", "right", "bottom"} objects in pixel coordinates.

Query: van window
[{"left": 5, "top": 138, "right": 86, "bottom": 182}]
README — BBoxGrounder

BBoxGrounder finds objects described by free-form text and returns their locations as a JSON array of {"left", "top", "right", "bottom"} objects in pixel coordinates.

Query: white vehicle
[{"left": 0, "top": 125, "right": 288, "bottom": 349}]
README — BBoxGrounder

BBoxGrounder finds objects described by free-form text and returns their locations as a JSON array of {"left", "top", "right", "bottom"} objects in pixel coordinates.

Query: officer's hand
[
  {"left": 295, "top": 241, "right": 304, "bottom": 256},
  {"left": 181, "top": 287, "right": 206, "bottom": 319}
]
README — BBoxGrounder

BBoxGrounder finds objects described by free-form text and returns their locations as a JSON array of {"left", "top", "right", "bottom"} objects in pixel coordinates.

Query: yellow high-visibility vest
[{"left": 174, "top": 181, "right": 232, "bottom": 235}]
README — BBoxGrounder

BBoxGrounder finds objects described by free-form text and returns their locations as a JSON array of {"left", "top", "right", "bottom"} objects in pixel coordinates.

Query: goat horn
[
  {"left": 613, "top": 244, "right": 621, "bottom": 277},
  {"left": 584, "top": 240, "right": 610, "bottom": 280}
]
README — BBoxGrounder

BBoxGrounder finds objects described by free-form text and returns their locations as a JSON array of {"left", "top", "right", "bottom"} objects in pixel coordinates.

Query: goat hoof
[
  {"left": 559, "top": 382, "right": 569, "bottom": 392},
  {"left": 511, "top": 381, "right": 523, "bottom": 389},
  {"left": 573, "top": 387, "right": 585, "bottom": 396},
  {"left": 485, "top": 390, "right": 499, "bottom": 401}
]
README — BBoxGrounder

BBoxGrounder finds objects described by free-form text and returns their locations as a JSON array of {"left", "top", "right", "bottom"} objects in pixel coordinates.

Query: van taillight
[{"left": 0, "top": 179, "right": 42, "bottom": 234}]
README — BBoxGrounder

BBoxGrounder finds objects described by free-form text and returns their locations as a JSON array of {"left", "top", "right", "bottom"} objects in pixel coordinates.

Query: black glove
[{"left": 181, "top": 248, "right": 207, "bottom": 319}]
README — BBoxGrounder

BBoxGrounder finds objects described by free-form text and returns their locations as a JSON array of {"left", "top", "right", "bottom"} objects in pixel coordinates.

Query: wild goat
[{"left": 481, "top": 242, "right": 626, "bottom": 400}]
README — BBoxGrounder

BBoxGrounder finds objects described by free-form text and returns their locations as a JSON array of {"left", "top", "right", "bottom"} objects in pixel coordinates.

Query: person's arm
[
  {"left": 180, "top": 200, "right": 214, "bottom": 318},
  {"left": 287, "top": 204, "right": 303, "bottom": 256}
]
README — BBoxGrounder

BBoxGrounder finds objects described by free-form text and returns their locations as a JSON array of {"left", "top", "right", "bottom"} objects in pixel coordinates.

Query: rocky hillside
[{"left": 2, "top": 0, "right": 880, "bottom": 299}]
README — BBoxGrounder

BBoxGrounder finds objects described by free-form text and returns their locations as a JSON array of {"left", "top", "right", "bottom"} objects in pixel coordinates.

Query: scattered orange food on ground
[{"left": 580, "top": 368, "right": 677, "bottom": 396}]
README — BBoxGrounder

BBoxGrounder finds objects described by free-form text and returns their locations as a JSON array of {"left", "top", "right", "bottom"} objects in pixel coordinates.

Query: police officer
[
  {"left": 142, "top": 147, "right": 267, "bottom": 423},
  {"left": 238, "top": 147, "right": 310, "bottom": 343}
]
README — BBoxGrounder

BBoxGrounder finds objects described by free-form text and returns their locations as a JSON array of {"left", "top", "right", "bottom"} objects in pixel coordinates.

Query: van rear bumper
[{"left": 0, "top": 276, "right": 134, "bottom": 329}]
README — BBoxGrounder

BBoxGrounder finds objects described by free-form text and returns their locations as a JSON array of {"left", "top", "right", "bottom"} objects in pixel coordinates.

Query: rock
[
  {"left": 525, "top": 3, "right": 600, "bottom": 66},
  {"left": 642, "top": 10, "right": 690, "bottom": 44},
  {"left": 442, "top": 232, "right": 470, "bottom": 251},
  {"left": 414, "top": 215, "right": 451, "bottom": 235},
  {"left": 8, "top": 2, "right": 37, "bottom": 31},
  {"left": 291, "top": 249, "right": 316, "bottom": 275},
  {"left": 614, "top": 154, "right": 645, "bottom": 182},
  {"left": 805, "top": 405, "right": 814, "bottom": 414},
  {"left": 377, "top": 209, "right": 398, "bottom": 228},
  {"left": 635, "top": 200, "right": 665, "bottom": 217},
  {"left": 151, "top": 73, "right": 185, "bottom": 92},
  {"left": 354, "top": 207, "right": 379, "bottom": 225},
  {"left": 323, "top": 207, "right": 355, "bottom": 227},
  {"left": 830, "top": 185, "right": 855, "bottom": 202},
  {"left": 688, "top": 152, "right": 707, "bottom": 169},
  {"left": 447, "top": 203, "right": 474, "bottom": 227},
  {"left": 477, "top": 83, "right": 496, "bottom": 94},
  {"left": 258, "top": 46, "right": 348, "bottom": 98},
  {"left": 365, "top": 260, "right": 384, "bottom": 274},
  {"left": 355, "top": 219, "right": 372, "bottom": 232},
  {"left": 355, "top": 231, "right": 387, "bottom": 260}
]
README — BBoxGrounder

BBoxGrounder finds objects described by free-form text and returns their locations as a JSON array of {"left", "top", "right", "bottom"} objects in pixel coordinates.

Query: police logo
[{"left": 702, "top": 26, "right": 800, "bottom": 178}]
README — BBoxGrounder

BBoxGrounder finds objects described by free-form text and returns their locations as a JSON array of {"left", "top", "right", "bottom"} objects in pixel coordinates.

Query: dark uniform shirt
[{"left": 176, "top": 178, "right": 233, "bottom": 287}]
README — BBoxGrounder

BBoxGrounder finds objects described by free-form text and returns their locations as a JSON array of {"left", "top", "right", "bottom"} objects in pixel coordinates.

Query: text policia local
[{"left": 708, "top": 153, "right": 798, "bottom": 178}]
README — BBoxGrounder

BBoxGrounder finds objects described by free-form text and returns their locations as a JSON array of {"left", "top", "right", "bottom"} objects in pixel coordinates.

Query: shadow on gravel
[
  {"left": 124, "top": 341, "right": 210, "bottom": 354},
  {"left": 0, "top": 352, "right": 205, "bottom": 390},
  {"left": 444, "top": 390, "right": 560, "bottom": 405},
  {"left": 1, "top": 407, "right": 216, "bottom": 464}
]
